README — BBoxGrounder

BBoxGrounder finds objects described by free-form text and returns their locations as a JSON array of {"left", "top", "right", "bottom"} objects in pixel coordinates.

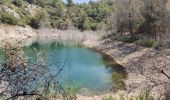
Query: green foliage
[
  {"left": 18, "top": 16, "right": 33, "bottom": 26},
  {"left": 111, "top": 35, "right": 137, "bottom": 43},
  {"left": 0, "top": 0, "right": 115, "bottom": 30},
  {"left": 35, "top": 0, "right": 46, "bottom": 7},
  {"left": 0, "top": 0, "right": 11, "bottom": 5},
  {"left": 25, "top": 0, "right": 35, "bottom": 4},
  {"left": 0, "top": 12, "right": 18, "bottom": 25},
  {"left": 135, "top": 39, "right": 159, "bottom": 48},
  {"left": 102, "top": 95, "right": 115, "bottom": 100},
  {"left": 29, "top": 9, "right": 49, "bottom": 28},
  {"left": 29, "top": 17, "right": 40, "bottom": 29},
  {"left": 138, "top": 91, "right": 154, "bottom": 100},
  {"left": 12, "top": 0, "right": 23, "bottom": 7},
  {"left": 67, "top": 0, "right": 74, "bottom": 6}
]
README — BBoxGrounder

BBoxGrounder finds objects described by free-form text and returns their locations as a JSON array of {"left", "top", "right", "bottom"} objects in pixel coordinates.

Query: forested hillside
[
  {"left": 0, "top": 0, "right": 114, "bottom": 31},
  {"left": 0, "top": 0, "right": 170, "bottom": 47},
  {"left": 108, "top": 0, "right": 170, "bottom": 48}
]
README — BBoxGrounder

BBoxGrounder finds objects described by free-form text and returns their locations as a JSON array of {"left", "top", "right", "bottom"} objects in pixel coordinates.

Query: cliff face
[
  {"left": 0, "top": 25, "right": 37, "bottom": 46},
  {"left": 0, "top": 25, "right": 36, "bottom": 38}
]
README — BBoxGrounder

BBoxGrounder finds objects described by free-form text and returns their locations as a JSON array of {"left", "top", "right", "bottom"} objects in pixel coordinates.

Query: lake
[{"left": 22, "top": 41, "right": 126, "bottom": 95}]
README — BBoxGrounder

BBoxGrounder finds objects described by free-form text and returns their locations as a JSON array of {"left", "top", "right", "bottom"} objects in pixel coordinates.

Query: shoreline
[
  {"left": 82, "top": 39, "right": 151, "bottom": 67},
  {"left": 35, "top": 28, "right": 157, "bottom": 99},
  {"left": 0, "top": 26, "right": 168, "bottom": 99},
  {"left": 42, "top": 29, "right": 168, "bottom": 99}
]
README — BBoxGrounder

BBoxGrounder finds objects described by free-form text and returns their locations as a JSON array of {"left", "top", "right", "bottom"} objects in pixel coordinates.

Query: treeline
[
  {"left": 0, "top": 0, "right": 170, "bottom": 47},
  {"left": 107, "top": 0, "right": 170, "bottom": 48},
  {"left": 0, "top": 0, "right": 114, "bottom": 31}
]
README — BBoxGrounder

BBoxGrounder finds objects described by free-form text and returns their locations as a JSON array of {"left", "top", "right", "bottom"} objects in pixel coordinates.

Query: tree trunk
[{"left": 129, "top": 0, "right": 134, "bottom": 38}]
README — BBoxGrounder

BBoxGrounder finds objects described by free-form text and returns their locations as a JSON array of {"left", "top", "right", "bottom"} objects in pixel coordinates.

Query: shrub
[
  {"left": 82, "top": 20, "right": 91, "bottom": 30},
  {"left": 138, "top": 91, "right": 154, "bottom": 100},
  {"left": 17, "top": 16, "right": 32, "bottom": 26},
  {"left": 112, "top": 35, "right": 137, "bottom": 43},
  {"left": 120, "top": 37, "right": 137, "bottom": 43},
  {"left": 0, "top": 12, "right": 18, "bottom": 25},
  {"left": 12, "top": 0, "right": 23, "bottom": 7},
  {"left": 102, "top": 95, "right": 115, "bottom": 100},
  {"left": 29, "top": 18, "right": 41, "bottom": 29},
  {"left": 90, "top": 23, "right": 98, "bottom": 31},
  {"left": 29, "top": 9, "right": 49, "bottom": 29},
  {"left": 0, "top": 0, "right": 10, "bottom": 5},
  {"left": 135, "top": 39, "right": 159, "bottom": 48},
  {"left": 25, "top": 0, "right": 35, "bottom": 4}
]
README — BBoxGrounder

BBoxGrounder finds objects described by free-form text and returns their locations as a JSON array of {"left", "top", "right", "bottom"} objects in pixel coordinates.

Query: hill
[{"left": 0, "top": 0, "right": 114, "bottom": 31}]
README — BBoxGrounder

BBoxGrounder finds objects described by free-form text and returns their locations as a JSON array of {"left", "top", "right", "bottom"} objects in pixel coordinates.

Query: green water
[{"left": 23, "top": 41, "right": 126, "bottom": 95}]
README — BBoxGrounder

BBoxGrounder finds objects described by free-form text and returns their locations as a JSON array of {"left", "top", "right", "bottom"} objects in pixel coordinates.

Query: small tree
[
  {"left": 0, "top": 12, "right": 18, "bottom": 25},
  {"left": 67, "top": 0, "right": 74, "bottom": 7},
  {"left": 12, "top": 0, "right": 23, "bottom": 7}
]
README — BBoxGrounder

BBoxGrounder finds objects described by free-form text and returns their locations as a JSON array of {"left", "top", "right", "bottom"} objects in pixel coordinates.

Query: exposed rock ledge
[
  {"left": 82, "top": 39, "right": 170, "bottom": 100},
  {"left": 0, "top": 25, "right": 37, "bottom": 46},
  {"left": 83, "top": 39, "right": 151, "bottom": 67}
]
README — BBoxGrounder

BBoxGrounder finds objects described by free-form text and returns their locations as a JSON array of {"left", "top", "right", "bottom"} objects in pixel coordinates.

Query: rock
[
  {"left": 24, "top": 3, "right": 41, "bottom": 17},
  {"left": 0, "top": 25, "right": 37, "bottom": 47},
  {"left": 0, "top": 25, "right": 36, "bottom": 38}
]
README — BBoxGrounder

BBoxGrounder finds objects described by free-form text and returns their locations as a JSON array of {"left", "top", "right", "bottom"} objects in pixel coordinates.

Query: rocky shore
[
  {"left": 36, "top": 29, "right": 167, "bottom": 99},
  {"left": 0, "top": 25, "right": 37, "bottom": 47},
  {"left": 0, "top": 26, "right": 169, "bottom": 99},
  {"left": 82, "top": 38, "right": 170, "bottom": 100}
]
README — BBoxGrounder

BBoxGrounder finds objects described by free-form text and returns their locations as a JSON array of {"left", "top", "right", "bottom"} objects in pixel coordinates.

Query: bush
[
  {"left": 0, "top": 12, "right": 18, "bottom": 25},
  {"left": 135, "top": 39, "right": 159, "bottom": 48},
  {"left": 29, "top": 18, "right": 41, "bottom": 29},
  {"left": 25, "top": 0, "right": 35, "bottom": 4},
  {"left": 0, "top": 0, "right": 10, "bottom": 5},
  {"left": 17, "top": 16, "right": 32, "bottom": 26},
  {"left": 29, "top": 9, "right": 49, "bottom": 29},
  {"left": 90, "top": 23, "right": 98, "bottom": 31},
  {"left": 112, "top": 35, "right": 137, "bottom": 43},
  {"left": 12, "top": 0, "right": 23, "bottom": 7}
]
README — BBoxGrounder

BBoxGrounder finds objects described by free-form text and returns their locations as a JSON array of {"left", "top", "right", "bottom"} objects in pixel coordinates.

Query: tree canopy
[{"left": 0, "top": 0, "right": 114, "bottom": 31}]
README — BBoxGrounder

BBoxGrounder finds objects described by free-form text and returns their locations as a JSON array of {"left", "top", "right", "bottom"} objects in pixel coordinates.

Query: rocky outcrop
[
  {"left": 83, "top": 40, "right": 150, "bottom": 67},
  {"left": 0, "top": 25, "right": 36, "bottom": 38},
  {"left": 25, "top": 3, "right": 41, "bottom": 17},
  {"left": 0, "top": 25, "right": 37, "bottom": 46}
]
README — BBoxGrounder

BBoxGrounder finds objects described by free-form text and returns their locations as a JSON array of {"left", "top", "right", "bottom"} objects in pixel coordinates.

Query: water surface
[{"left": 23, "top": 41, "right": 126, "bottom": 95}]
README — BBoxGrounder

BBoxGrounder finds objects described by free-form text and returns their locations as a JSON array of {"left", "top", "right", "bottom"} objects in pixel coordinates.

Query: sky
[{"left": 62, "top": 0, "right": 96, "bottom": 4}]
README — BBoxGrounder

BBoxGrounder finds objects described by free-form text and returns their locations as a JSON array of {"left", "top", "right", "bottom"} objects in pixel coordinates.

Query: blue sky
[{"left": 62, "top": 0, "right": 95, "bottom": 4}]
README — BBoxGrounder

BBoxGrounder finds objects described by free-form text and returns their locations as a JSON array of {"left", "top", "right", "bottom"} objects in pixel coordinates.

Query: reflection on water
[{"left": 22, "top": 41, "right": 127, "bottom": 95}]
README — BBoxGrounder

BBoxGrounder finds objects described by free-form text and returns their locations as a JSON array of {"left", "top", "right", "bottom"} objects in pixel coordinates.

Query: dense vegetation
[
  {"left": 0, "top": 0, "right": 114, "bottom": 31},
  {"left": 108, "top": 0, "right": 170, "bottom": 48},
  {"left": 0, "top": 0, "right": 170, "bottom": 47}
]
